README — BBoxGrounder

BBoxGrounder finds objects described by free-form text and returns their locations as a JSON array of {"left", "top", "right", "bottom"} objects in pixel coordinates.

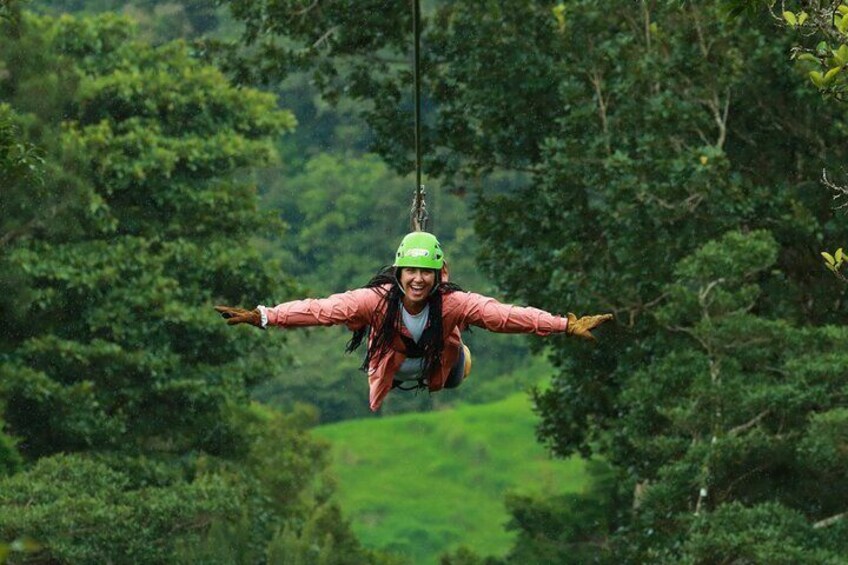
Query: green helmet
[{"left": 393, "top": 231, "right": 444, "bottom": 270}]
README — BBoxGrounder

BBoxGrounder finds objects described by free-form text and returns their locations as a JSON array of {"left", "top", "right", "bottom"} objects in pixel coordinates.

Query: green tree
[
  {"left": 173, "top": 403, "right": 396, "bottom": 565},
  {"left": 722, "top": 1, "right": 848, "bottom": 96},
  {"left": 718, "top": 1, "right": 848, "bottom": 280},
  {"left": 0, "top": 10, "right": 295, "bottom": 461},
  {"left": 475, "top": 3, "right": 848, "bottom": 559},
  {"left": 611, "top": 231, "right": 848, "bottom": 561},
  {"left": 473, "top": 3, "right": 848, "bottom": 560},
  {"left": 0, "top": 106, "right": 40, "bottom": 478},
  {"left": 0, "top": 11, "right": 390, "bottom": 563},
  {"left": 31, "top": 0, "right": 223, "bottom": 41},
  {"left": 216, "top": 0, "right": 558, "bottom": 191},
  {"left": 0, "top": 105, "right": 45, "bottom": 250}
]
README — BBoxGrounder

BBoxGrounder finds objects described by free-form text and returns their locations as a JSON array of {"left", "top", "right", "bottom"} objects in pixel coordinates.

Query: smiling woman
[{"left": 215, "top": 231, "right": 613, "bottom": 412}]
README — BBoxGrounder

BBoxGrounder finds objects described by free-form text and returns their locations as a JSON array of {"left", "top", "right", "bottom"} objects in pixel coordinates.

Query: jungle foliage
[
  {"left": 0, "top": 10, "right": 394, "bottom": 564},
  {"left": 4, "top": 0, "right": 848, "bottom": 562},
  {"left": 222, "top": 0, "right": 848, "bottom": 561}
]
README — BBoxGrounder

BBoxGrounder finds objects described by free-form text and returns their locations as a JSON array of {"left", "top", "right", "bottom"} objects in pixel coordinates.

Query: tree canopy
[{"left": 0, "top": 10, "right": 393, "bottom": 563}]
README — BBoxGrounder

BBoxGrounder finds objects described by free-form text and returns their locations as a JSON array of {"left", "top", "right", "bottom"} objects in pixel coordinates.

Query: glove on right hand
[{"left": 566, "top": 313, "right": 614, "bottom": 341}]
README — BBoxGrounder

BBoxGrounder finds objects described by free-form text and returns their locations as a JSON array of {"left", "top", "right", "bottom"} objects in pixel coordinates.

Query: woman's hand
[
  {"left": 566, "top": 313, "right": 614, "bottom": 341},
  {"left": 214, "top": 305, "right": 262, "bottom": 327}
]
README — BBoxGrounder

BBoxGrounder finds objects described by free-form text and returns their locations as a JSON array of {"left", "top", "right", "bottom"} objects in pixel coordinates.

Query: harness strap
[
  {"left": 392, "top": 324, "right": 435, "bottom": 391},
  {"left": 397, "top": 324, "right": 435, "bottom": 358}
]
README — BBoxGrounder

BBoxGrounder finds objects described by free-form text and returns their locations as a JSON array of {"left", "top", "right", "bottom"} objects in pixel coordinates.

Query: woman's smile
[{"left": 399, "top": 267, "right": 436, "bottom": 311}]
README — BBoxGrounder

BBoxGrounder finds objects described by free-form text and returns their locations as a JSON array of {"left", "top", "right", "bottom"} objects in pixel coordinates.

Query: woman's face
[{"left": 399, "top": 267, "right": 437, "bottom": 306}]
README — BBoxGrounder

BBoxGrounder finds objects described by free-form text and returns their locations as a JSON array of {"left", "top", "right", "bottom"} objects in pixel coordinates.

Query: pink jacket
[{"left": 264, "top": 284, "right": 568, "bottom": 411}]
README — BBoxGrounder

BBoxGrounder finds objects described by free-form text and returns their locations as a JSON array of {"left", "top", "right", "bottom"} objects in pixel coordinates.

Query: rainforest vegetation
[{"left": 2, "top": 0, "right": 848, "bottom": 563}]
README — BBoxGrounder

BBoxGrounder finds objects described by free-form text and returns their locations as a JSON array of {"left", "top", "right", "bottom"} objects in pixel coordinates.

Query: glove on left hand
[{"left": 214, "top": 305, "right": 262, "bottom": 328}]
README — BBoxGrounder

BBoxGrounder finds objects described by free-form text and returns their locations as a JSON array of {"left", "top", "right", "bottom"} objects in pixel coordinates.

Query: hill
[{"left": 315, "top": 383, "right": 590, "bottom": 564}]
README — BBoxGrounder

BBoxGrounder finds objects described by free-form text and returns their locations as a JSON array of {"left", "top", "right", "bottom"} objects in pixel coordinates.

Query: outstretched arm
[
  {"left": 215, "top": 287, "right": 383, "bottom": 331},
  {"left": 452, "top": 292, "right": 612, "bottom": 340}
]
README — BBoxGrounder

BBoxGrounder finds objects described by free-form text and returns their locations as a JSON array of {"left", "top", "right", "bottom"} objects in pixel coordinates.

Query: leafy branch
[{"left": 813, "top": 510, "right": 847, "bottom": 528}]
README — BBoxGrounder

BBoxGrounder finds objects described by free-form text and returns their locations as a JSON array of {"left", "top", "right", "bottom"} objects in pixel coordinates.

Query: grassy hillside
[{"left": 315, "top": 383, "right": 590, "bottom": 564}]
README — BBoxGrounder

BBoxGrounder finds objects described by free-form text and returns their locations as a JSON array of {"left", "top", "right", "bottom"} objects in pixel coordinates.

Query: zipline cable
[{"left": 410, "top": 0, "right": 428, "bottom": 232}]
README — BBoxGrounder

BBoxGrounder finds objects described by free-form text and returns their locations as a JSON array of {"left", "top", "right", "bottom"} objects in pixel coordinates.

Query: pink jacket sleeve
[
  {"left": 447, "top": 291, "right": 568, "bottom": 336},
  {"left": 263, "top": 287, "right": 379, "bottom": 330}
]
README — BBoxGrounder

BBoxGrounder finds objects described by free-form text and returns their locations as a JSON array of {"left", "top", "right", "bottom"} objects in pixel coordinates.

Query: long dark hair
[{"left": 346, "top": 266, "right": 463, "bottom": 383}]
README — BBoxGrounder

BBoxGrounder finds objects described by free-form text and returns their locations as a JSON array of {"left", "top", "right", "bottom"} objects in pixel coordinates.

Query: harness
[{"left": 391, "top": 324, "right": 436, "bottom": 391}]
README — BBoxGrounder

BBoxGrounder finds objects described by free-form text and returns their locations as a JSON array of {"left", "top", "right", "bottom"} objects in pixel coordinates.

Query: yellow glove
[
  {"left": 566, "top": 313, "right": 614, "bottom": 341},
  {"left": 214, "top": 305, "right": 263, "bottom": 328}
]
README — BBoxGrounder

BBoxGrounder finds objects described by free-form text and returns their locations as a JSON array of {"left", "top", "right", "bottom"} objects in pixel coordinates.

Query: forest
[{"left": 2, "top": 0, "right": 848, "bottom": 563}]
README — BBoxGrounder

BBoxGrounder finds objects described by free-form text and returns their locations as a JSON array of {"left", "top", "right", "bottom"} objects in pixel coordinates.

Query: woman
[{"left": 215, "top": 231, "right": 612, "bottom": 412}]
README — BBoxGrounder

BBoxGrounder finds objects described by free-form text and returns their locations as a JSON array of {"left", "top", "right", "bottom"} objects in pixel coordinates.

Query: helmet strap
[
  {"left": 394, "top": 268, "right": 405, "bottom": 296},
  {"left": 431, "top": 271, "right": 441, "bottom": 295}
]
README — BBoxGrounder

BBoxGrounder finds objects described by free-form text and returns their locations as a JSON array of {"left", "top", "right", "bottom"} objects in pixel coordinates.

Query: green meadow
[{"left": 315, "top": 388, "right": 590, "bottom": 564}]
